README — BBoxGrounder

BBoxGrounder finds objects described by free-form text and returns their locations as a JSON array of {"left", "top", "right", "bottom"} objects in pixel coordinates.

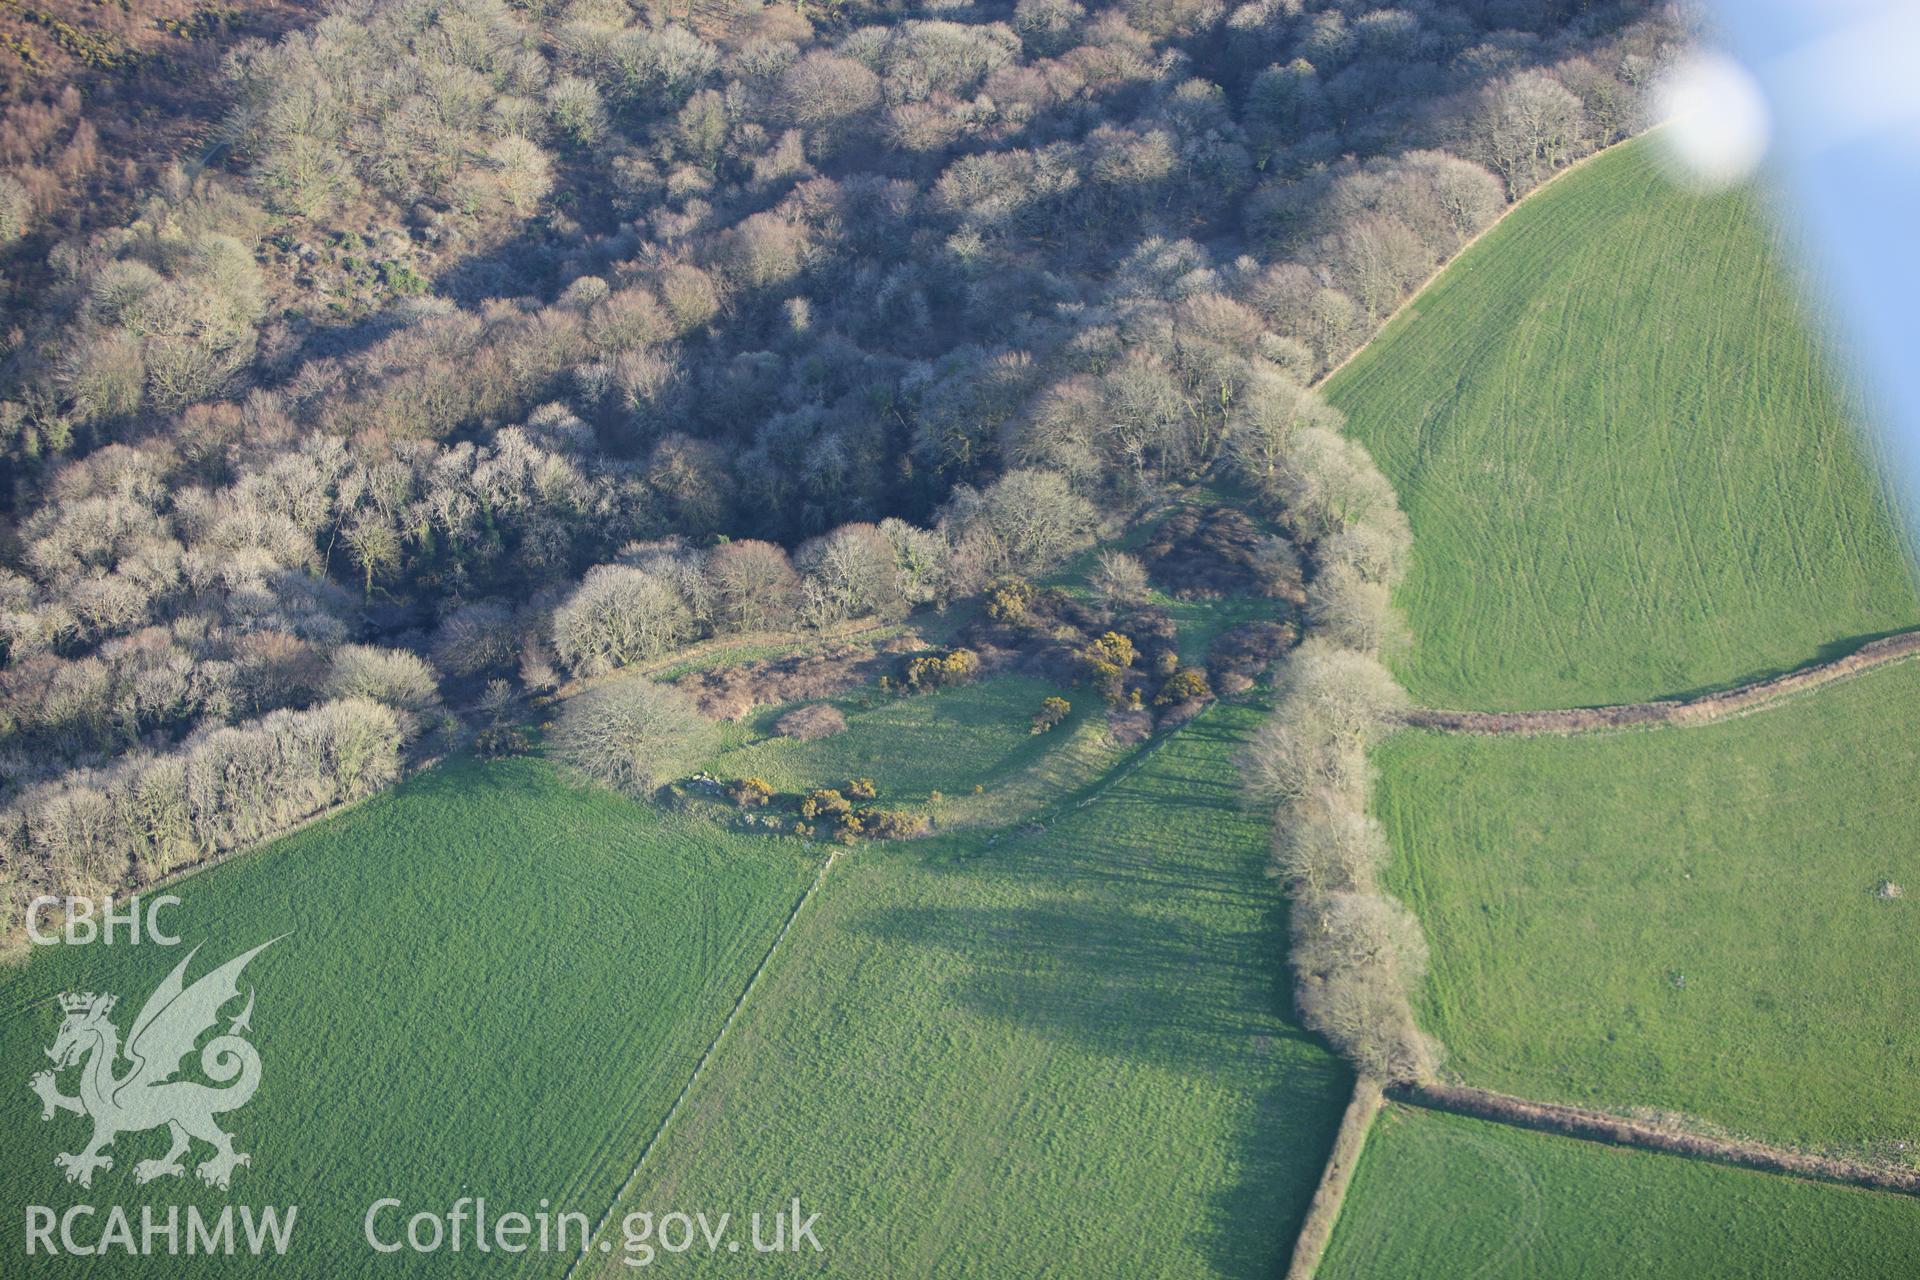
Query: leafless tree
[
  {"left": 1091, "top": 550, "right": 1150, "bottom": 605},
  {"left": 1473, "top": 70, "right": 1590, "bottom": 197},
  {"left": 947, "top": 469, "right": 1097, "bottom": 587},
  {"left": 708, "top": 540, "right": 803, "bottom": 633},
  {"left": 550, "top": 678, "right": 713, "bottom": 797},
  {"left": 325, "top": 646, "right": 442, "bottom": 741},
  {"left": 1307, "top": 562, "right": 1408, "bottom": 655}
]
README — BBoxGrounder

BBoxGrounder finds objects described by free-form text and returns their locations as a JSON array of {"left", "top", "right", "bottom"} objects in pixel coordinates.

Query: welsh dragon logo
[{"left": 29, "top": 938, "right": 282, "bottom": 1191}]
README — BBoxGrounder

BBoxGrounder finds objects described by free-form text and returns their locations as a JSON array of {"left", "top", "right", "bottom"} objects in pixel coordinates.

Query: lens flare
[{"left": 1655, "top": 52, "right": 1772, "bottom": 190}]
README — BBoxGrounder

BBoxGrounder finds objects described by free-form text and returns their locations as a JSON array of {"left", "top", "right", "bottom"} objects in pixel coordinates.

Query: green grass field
[
  {"left": 586, "top": 704, "right": 1352, "bottom": 1277},
  {"left": 0, "top": 757, "right": 818, "bottom": 1278},
  {"left": 1321, "top": 1105, "right": 1920, "bottom": 1279},
  {"left": 1375, "top": 659, "right": 1920, "bottom": 1151},
  {"left": 711, "top": 676, "right": 1100, "bottom": 803},
  {"left": 1326, "top": 136, "right": 1920, "bottom": 711}
]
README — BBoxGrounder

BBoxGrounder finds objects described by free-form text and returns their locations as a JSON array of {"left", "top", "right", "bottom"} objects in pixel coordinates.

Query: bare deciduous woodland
[{"left": 0, "top": 0, "right": 1683, "bottom": 1082}]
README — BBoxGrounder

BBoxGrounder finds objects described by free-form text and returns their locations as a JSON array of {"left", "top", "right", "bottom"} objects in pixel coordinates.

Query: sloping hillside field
[
  {"left": 1376, "top": 658, "right": 1920, "bottom": 1151},
  {"left": 1321, "top": 1106, "right": 1920, "bottom": 1280},
  {"left": 1327, "top": 136, "right": 1920, "bottom": 711},
  {"left": 0, "top": 758, "right": 820, "bottom": 1278}
]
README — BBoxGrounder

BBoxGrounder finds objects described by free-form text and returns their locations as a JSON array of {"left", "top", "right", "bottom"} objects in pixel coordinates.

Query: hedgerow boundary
[
  {"left": 1390, "top": 1081, "right": 1920, "bottom": 1199},
  {"left": 1284, "top": 1078, "right": 1386, "bottom": 1280},
  {"left": 563, "top": 846, "right": 845, "bottom": 1277},
  {"left": 1283, "top": 632, "right": 1920, "bottom": 1274},
  {"left": 1244, "top": 119, "right": 1666, "bottom": 1280},
  {"left": 1309, "top": 128, "right": 1661, "bottom": 393},
  {"left": 1401, "top": 626, "right": 1920, "bottom": 736},
  {"left": 1256, "top": 129, "right": 1668, "bottom": 1280}
]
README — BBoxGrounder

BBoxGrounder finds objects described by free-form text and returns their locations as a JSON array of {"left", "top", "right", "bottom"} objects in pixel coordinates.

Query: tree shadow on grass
[
  {"left": 857, "top": 900, "right": 1289, "bottom": 1062},
  {"left": 852, "top": 889, "right": 1346, "bottom": 1278},
  {"left": 1203, "top": 895, "right": 1351, "bottom": 1280},
  {"left": 851, "top": 707, "right": 1349, "bottom": 1278}
]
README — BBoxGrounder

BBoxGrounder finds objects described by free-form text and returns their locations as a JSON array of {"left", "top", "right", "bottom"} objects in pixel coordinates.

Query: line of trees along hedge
[
  {"left": 0, "top": 0, "right": 1685, "bottom": 907},
  {"left": 1232, "top": 368, "right": 1437, "bottom": 1082},
  {"left": 2, "top": 696, "right": 403, "bottom": 915}
]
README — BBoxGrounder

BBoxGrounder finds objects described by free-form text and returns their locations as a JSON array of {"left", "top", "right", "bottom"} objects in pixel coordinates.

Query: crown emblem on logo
[{"left": 35, "top": 939, "right": 281, "bottom": 1191}]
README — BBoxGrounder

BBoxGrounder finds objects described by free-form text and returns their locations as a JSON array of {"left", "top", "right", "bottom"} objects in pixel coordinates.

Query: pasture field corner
[
  {"left": 1320, "top": 1105, "right": 1920, "bottom": 1280},
  {"left": 1327, "top": 135, "right": 1920, "bottom": 712},
  {"left": 582, "top": 705, "right": 1352, "bottom": 1278},
  {"left": 0, "top": 756, "right": 819, "bottom": 1278}
]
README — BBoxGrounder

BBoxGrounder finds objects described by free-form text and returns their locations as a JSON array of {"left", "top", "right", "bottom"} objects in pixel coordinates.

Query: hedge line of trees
[
  {"left": 0, "top": 612, "right": 437, "bottom": 904},
  {"left": 1, "top": 695, "right": 403, "bottom": 916},
  {"left": 0, "top": 0, "right": 1684, "bottom": 911},
  {"left": 1235, "top": 375, "right": 1436, "bottom": 1082}
]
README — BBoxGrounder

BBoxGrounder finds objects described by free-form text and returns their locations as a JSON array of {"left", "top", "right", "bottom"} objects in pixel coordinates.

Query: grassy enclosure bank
[
  {"left": 706, "top": 675, "right": 1110, "bottom": 810},
  {"left": 1320, "top": 1105, "right": 1920, "bottom": 1279},
  {"left": 1327, "top": 136, "right": 1920, "bottom": 711},
  {"left": 1375, "top": 659, "right": 1920, "bottom": 1151}
]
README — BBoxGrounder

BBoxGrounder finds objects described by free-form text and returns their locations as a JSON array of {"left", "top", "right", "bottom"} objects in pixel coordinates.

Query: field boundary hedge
[
  {"left": 1285, "top": 1077, "right": 1385, "bottom": 1280},
  {"left": 1311, "top": 129, "right": 1659, "bottom": 392},
  {"left": 1393, "top": 1081, "right": 1920, "bottom": 1198},
  {"left": 1402, "top": 627, "right": 1920, "bottom": 735}
]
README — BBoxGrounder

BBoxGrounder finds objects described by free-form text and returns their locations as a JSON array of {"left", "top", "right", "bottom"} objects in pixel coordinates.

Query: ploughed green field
[
  {"left": 1321, "top": 1105, "right": 1920, "bottom": 1279},
  {"left": 0, "top": 757, "right": 819, "bottom": 1278},
  {"left": 585, "top": 703, "right": 1352, "bottom": 1278},
  {"left": 1375, "top": 658, "right": 1920, "bottom": 1151},
  {"left": 1327, "top": 135, "right": 1920, "bottom": 711}
]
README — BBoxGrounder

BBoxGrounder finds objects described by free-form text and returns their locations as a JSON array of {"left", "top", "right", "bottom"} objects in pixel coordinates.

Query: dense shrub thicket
[{"left": 0, "top": 0, "right": 1684, "bottom": 915}]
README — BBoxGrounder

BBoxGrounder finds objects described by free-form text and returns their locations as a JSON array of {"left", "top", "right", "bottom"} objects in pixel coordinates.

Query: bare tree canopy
[{"left": 550, "top": 678, "right": 714, "bottom": 797}]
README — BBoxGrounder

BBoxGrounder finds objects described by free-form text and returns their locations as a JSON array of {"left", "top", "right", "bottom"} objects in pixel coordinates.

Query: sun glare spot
[{"left": 1655, "top": 52, "right": 1772, "bottom": 191}]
